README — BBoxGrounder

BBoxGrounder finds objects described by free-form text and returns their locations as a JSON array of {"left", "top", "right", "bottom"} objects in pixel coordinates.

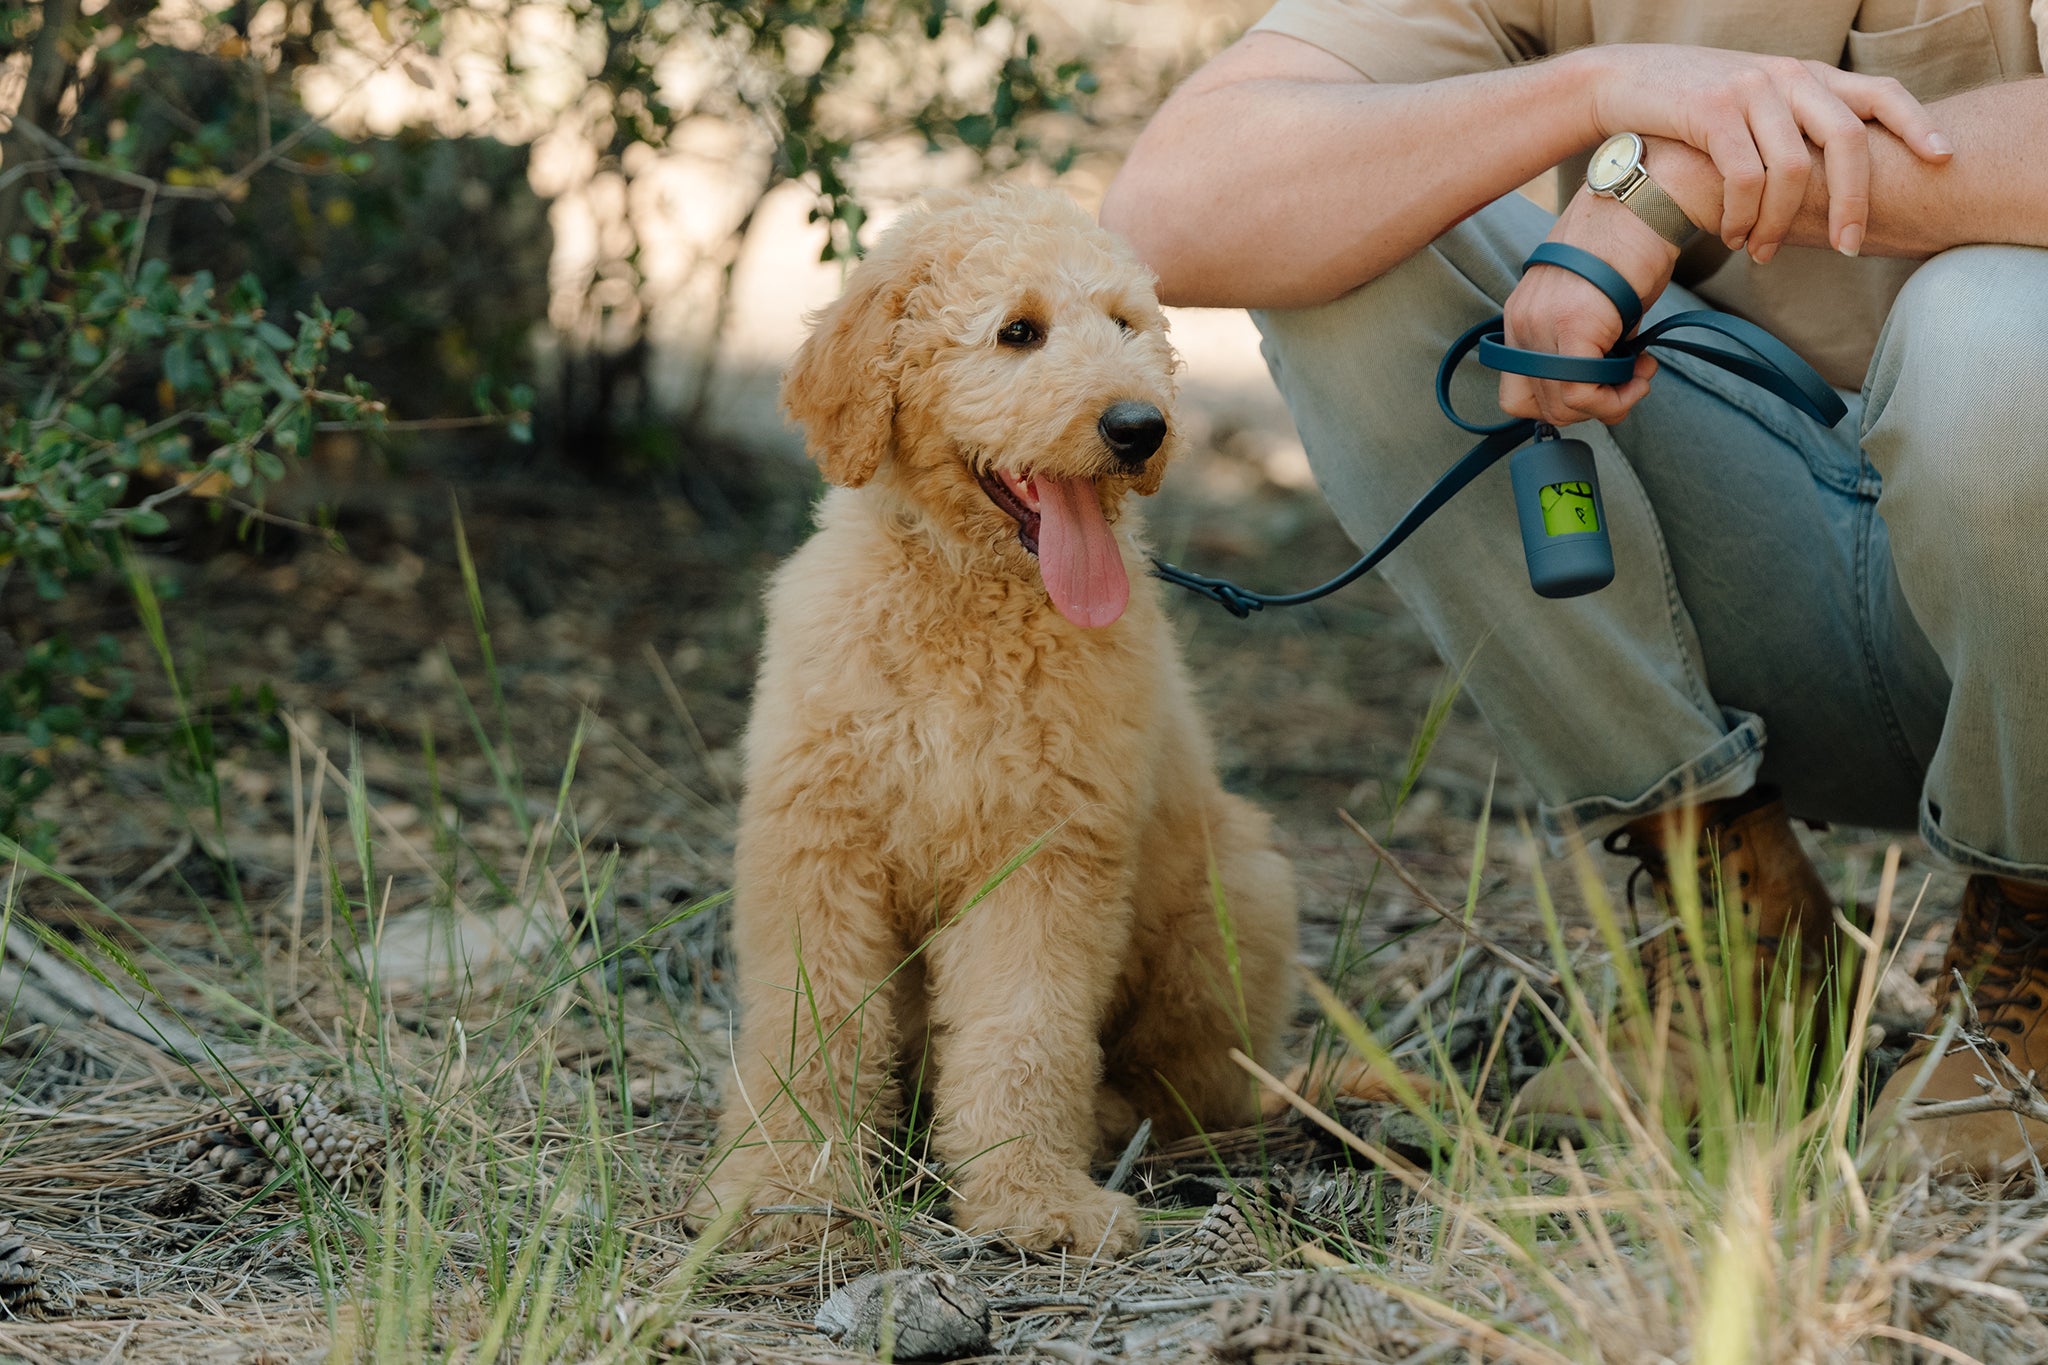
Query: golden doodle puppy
[{"left": 695, "top": 185, "right": 1298, "bottom": 1256}]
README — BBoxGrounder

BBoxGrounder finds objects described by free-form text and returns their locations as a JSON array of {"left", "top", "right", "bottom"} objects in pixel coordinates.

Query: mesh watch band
[{"left": 1617, "top": 174, "right": 1701, "bottom": 249}]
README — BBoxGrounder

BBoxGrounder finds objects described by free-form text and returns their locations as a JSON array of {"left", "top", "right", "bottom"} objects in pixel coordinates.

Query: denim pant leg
[
  {"left": 1253, "top": 193, "right": 1756, "bottom": 846},
  {"left": 1864, "top": 245, "right": 2048, "bottom": 879},
  {"left": 1610, "top": 337, "right": 1946, "bottom": 834},
  {"left": 1252, "top": 192, "right": 1944, "bottom": 847}
]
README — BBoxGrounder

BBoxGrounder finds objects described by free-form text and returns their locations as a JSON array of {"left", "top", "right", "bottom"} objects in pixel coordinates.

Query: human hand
[
  {"left": 1584, "top": 44, "right": 1952, "bottom": 261},
  {"left": 1497, "top": 186, "right": 1672, "bottom": 427}
]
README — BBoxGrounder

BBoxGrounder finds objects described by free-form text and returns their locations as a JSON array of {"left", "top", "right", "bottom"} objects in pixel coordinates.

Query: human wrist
[
  {"left": 1640, "top": 136, "right": 1725, "bottom": 245},
  {"left": 1556, "top": 183, "right": 1679, "bottom": 310},
  {"left": 1545, "top": 47, "right": 1614, "bottom": 148},
  {"left": 1571, "top": 44, "right": 1637, "bottom": 138}
]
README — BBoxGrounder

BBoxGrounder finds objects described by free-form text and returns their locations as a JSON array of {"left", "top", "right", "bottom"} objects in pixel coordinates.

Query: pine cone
[
  {"left": 181, "top": 1082, "right": 385, "bottom": 1197},
  {"left": 180, "top": 1122, "right": 270, "bottom": 1188},
  {"left": 0, "top": 1221, "right": 53, "bottom": 1320},
  {"left": 1290, "top": 1169, "right": 1377, "bottom": 1243},
  {"left": 1286, "top": 1271, "right": 1380, "bottom": 1343},
  {"left": 245, "top": 1083, "right": 384, "bottom": 1192},
  {"left": 1208, "top": 1271, "right": 1385, "bottom": 1360},
  {"left": 143, "top": 1178, "right": 232, "bottom": 1223},
  {"left": 1183, "top": 1191, "right": 1266, "bottom": 1271},
  {"left": 655, "top": 1320, "right": 753, "bottom": 1362}
]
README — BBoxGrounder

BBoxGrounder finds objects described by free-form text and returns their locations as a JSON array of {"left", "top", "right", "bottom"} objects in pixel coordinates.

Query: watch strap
[{"left": 1617, "top": 173, "right": 1701, "bottom": 249}]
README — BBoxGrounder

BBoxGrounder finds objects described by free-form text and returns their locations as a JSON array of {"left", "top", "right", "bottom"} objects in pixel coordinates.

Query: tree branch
[
  {"left": 0, "top": 0, "right": 84, "bottom": 290},
  {"left": 1905, "top": 1090, "right": 2048, "bottom": 1127}
]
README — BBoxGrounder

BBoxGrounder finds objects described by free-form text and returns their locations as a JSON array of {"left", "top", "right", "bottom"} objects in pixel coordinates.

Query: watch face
[{"left": 1587, "top": 132, "right": 1641, "bottom": 192}]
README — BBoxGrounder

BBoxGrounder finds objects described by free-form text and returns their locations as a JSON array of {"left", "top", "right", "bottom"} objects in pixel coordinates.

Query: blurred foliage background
[{"left": 0, "top": 0, "right": 1254, "bottom": 850}]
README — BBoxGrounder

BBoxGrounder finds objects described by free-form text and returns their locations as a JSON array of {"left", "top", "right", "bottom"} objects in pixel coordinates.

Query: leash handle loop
[
  {"left": 1436, "top": 316, "right": 1527, "bottom": 434},
  {"left": 1522, "top": 241, "right": 1645, "bottom": 334},
  {"left": 1632, "top": 312, "right": 1847, "bottom": 426},
  {"left": 1477, "top": 339, "right": 1637, "bottom": 386},
  {"left": 1151, "top": 242, "right": 1847, "bottom": 615},
  {"left": 1473, "top": 241, "right": 1647, "bottom": 385}
]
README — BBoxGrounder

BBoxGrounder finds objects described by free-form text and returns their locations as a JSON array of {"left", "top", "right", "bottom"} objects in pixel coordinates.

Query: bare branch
[
  {"left": 0, "top": 0, "right": 85, "bottom": 280},
  {"left": 1903, "top": 1090, "right": 2048, "bottom": 1127},
  {"left": 1337, "top": 809, "right": 1557, "bottom": 985}
]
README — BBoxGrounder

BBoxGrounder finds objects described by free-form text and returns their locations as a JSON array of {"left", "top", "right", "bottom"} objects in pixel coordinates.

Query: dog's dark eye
[
  {"left": 1113, "top": 316, "right": 1134, "bottom": 333},
  {"left": 998, "top": 319, "right": 1044, "bottom": 348}
]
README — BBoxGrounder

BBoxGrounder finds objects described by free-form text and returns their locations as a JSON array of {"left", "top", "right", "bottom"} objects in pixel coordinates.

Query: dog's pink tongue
[{"left": 1035, "top": 475, "right": 1128, "bottom": 628}]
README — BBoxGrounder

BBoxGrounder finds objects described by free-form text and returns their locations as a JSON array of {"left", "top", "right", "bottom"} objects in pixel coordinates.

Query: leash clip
[{"left": 1148, "top": 560, "right": 1264, "bottom": 617}]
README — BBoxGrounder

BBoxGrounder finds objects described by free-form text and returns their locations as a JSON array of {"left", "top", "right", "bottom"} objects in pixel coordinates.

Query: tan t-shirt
[{"left": 1250, "top": 0, "right": 2044, "bottom": 386}]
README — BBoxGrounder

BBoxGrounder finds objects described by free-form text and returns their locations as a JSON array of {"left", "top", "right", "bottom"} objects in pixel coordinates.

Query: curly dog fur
[{"left": 694, "top": 186, "right": 1299, "bottom": 1256}]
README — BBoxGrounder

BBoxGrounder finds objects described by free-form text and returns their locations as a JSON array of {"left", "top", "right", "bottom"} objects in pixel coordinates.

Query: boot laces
[
  {"left": 1602, "top": 825, "right": 1717, "bottom": 998},
  {"left": 1939, "top": 887, "right": 2048, "bottom": 1044},
  {"left": 1601, "top": 826, "right": 1668, "bottom": 937}
]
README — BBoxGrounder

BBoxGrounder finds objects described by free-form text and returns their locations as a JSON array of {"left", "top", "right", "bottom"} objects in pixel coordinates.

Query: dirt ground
[
  {"left": 3, "top": 428, "right": 1850, "bottom": 1010},
  {"left": 0, "top": 427, "right": 1990, "bottom": 1361}
]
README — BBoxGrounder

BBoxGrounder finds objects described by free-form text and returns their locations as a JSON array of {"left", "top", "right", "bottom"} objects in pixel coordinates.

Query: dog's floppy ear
[{"left": 781, "top": 224, "right": 930, "bottom": 488}]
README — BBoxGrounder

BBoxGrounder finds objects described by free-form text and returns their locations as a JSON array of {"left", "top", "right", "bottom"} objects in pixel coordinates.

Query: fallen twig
[
  {"left": 1380, "top": 944, "right": 1484, "bottom": 1047},
  {"left": 1902, "top": 1091, "right": 2048, "bottom": 1127},
  {"left": 1103, "top": 1119, "right": 1152, "bottom": 1195},
  {"left": 1337, "top": 811, "right": 1557, "bottom": 985},
  {"left": 102, "top": 832, "right": 195, "bottom": 911},
  {"left": 1, "top": 924, "right": 234, "bottom": 1063}
]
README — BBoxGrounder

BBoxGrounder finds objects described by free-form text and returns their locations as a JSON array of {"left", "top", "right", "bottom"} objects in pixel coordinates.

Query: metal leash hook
[{"left": 1151, "top": 242, "right": 1846, "bottom": 613}]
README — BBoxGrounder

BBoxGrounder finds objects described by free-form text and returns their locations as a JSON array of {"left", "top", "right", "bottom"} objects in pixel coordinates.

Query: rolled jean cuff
[
  {"left": 1919, "top": 797, "right": 2048, "bottom": 882},
  {"left": 1539, "top": 709, "right": 1767, "bottom": 854}
]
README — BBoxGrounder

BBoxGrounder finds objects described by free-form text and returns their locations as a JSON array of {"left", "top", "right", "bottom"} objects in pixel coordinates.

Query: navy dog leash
[{"left": 1150, "top": 241, "right": 1847, "bottom": 617}]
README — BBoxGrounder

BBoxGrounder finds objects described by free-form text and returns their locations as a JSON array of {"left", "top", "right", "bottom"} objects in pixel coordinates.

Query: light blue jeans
[{"left": 1252, "top": 193, "right": 2048, "bottom": 878}]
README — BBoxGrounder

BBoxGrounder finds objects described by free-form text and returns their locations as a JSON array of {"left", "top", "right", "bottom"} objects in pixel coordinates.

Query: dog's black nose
[{"left": 1098, "top": 401, "right": 1167, "bottom": 465}]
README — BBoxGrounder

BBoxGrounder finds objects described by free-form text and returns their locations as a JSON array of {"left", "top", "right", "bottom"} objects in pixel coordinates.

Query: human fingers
[
  {"left": 1498, "top": 370, "right": 1617, "bottom": 427},
  {"left": 1496, "top": 350, "right": 1618, "bottom": 426},
  {"left": 1542, "top": 378, "right": 1631, "bottom": 427},
  {"left": 1543, "top": 353, "right": 1659, "bottom": 427},
  {"left": 1499, "top": 371, "right": 1540, "bottom": 421},
  {"left": 1595, "top": 355, "right": 1659, "bottom": 426},
  {"left": 1499, "top": 310, "right": 1612, "bottom": 425},
  {"left": 1783, "top": 75, "right": 1873, "bottom": 254},
  {"left": 1503, "top": 349, "right": 1658, "bottom": 424},
  {"left": 1701, "top": 114, "right": 1768, "bottom": 250},
  {"left": 1814, "top": 65, "right": 1953, "bottom": 161},
  {"left": 1500, "top": 370, "right": 1649, "bottom": 428},
  {"left": 1743, "top": 96, "right": 1813, "bottom": 261}
]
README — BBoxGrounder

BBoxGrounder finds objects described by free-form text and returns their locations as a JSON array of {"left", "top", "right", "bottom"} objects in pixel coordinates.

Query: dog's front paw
[
  {"left": 729, "top": 1206, "right": 851, "bottom": 1252},
  {"left": 957, "top": 1183, "right": 1143, "bottom": 1258},
  {"left": 687, "top": 1154, "right": 864, "bottom": 1253}
]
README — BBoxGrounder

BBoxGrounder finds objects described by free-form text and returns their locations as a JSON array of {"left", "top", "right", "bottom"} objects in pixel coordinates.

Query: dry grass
[
  {"left": 11, "top": 760, "right": 2048, "bottom": 1363},
  {"left": 6, "top": 493, "right": 2048, "bottom": 1363}
]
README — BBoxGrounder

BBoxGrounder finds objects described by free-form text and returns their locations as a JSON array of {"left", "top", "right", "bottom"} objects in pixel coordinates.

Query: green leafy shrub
[
  {"left": 1, "top": 179, "right": 379, "bottom": 596},
  {"left": 0, "top": 633, "right": 133, "bottom": 853},
  {"left": 0, "top": 0, "right": 1093, "bottom": 843}
]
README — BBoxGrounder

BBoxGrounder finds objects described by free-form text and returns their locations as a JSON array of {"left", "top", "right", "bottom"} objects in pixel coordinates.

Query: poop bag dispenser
[{"left": 1509, "top": 431, "right": 1614, "bottom": 599}]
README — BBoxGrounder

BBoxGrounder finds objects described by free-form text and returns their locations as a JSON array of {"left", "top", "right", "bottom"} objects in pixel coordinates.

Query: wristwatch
[{"left": 1586, "top": 132, "right": 1701, "bottom": 249}]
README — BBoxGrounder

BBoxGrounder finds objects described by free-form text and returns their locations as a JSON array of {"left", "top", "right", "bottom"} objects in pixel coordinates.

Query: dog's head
[{"left": 782, "top": 185, "right": 1183, "bottom": 629}]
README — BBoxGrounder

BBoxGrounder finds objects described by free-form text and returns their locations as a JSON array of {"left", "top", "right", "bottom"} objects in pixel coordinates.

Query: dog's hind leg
[
  {"left": 693, "top": 839, "right": 907, "bottom": 1249},
  {"left": 924, "top": 847, "right": 1146, "bottom": 1257}
]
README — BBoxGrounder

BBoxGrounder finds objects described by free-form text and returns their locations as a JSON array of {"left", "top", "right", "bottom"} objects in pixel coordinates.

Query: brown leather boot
[
  {"left": 1510, "top": 786, "right": 1840, "bottom": 1127},
  {"left": 1864, "top": 875, "right": 2048, "bottom": 1178}
]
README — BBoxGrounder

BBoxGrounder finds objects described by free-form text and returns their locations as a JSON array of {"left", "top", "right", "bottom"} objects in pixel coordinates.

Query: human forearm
[
  {"left": 1645, "top": 77, "right": 2048, "bottom": 260},
  {"left": 1101, "top": 36, "right": 1604, "bottom": 308}
]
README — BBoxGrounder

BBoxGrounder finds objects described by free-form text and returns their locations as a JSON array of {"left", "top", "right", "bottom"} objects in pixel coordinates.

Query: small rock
[{"left": 814, "top": 1268, "right": 991, "bottom": 1359}]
